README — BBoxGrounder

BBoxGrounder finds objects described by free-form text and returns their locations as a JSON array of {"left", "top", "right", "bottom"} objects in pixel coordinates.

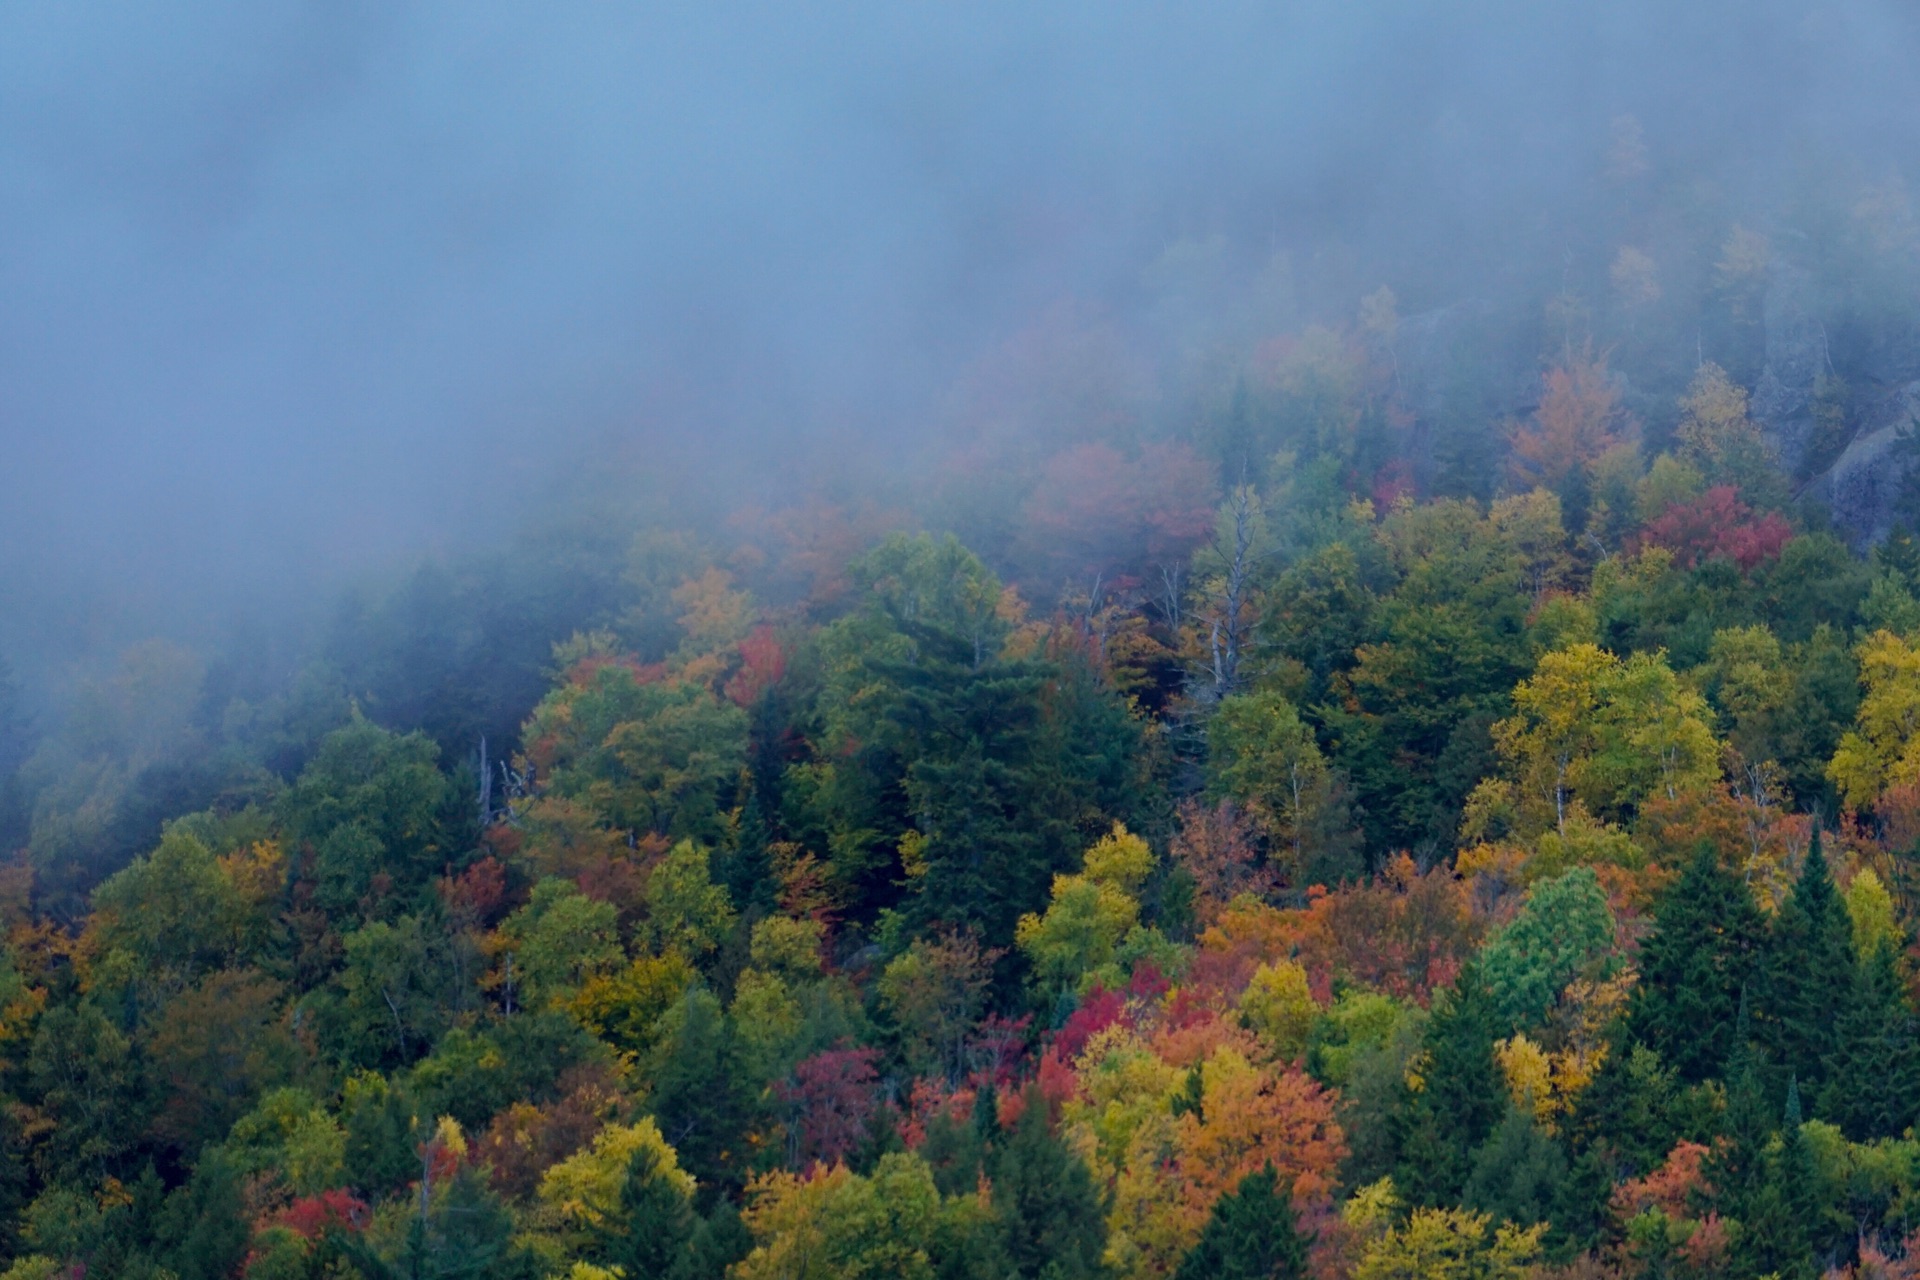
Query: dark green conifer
[
  {"left": 1627, "top": 847, "right": 1768, "bottom": 1084},
  {"left": 1464, "top": 1107, "right": 1567, "bottom": 1230},
  {"left": 594, "top": 1144, "right": 695, "bottom": 1278},
  {"left": 1817, "top": 937, "right": 1920, "bottom": 1140},
  {"left": 1391, "top": 959, "right": 1504, "bottom": 1205},
  {"left": 990, "top": 1087, "right": 1107, "bottom": 1279},
  {"left": 1173, "top": 1164, "right": 1309, "bottom": 1280},
  {"left": 1705, "top": 989, "right": 1774, "bottom": 1222},
  {"left": 1734, "top": 1081, "right": 1818, "bottom": 1280},
  {"left": 1759, "top": 829, "right": 1854, "bottom": 1091}
]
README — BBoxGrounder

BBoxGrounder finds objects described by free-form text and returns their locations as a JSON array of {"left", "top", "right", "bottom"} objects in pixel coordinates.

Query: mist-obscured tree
[
  {"left": 280, "top": 716, "right": 451, "bottom": 917},
  {"left": 1509, "top": 350, "right": 1633, "bottom": 501},
  {"left": 1675, "top": 363, "right": 1784, "bottom": 508},
  {"left": 523, "top": 668, "right": 747, "bottom": 846}
]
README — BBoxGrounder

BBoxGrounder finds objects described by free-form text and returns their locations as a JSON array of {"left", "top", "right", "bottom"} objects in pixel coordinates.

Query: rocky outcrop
[
  {"left": 1749, "top": 263, "right": 1829, "bottom": 478},
  {"left": 1821, "top": 380, "right": 1920, "bottom": 549}
]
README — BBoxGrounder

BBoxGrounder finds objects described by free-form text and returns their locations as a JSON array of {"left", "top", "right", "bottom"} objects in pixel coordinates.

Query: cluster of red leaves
[
  {"left": 724, "top": 624, "right": 787, "bottom": 707},
  {"left": 965, "top": 1013, "right": 1033, "bottom": 1089},
  {"left": 1838, "top": 1234, "right": 1920, "bottom": 1279},
  {"left": 1607, "top": 1140, "right": 1728, "bottom": 1273},
  {"left": 1190, "top": 855, "right": 1478, "bottom": 1009},
  {"left": 563, "top": 653, "right": 668, "bottom": 690},
  {"left": 1169, "top": 800, "right": 1274, "bottom": 927},
  {"left": 1019, "top": 441, "right": 1220, "bottom": 579},
  {"left": 272, "top": 1188, "right": 369, "bottom": 1240},
  {"left": 777, "top": 1047, "right": 880, "bottom": 1170},
  {"left": 1637, "top": 485, "right": 1792, "bottom": 571},
  {"left": 1372, "top": 456, "right": 1416, "bottom": 510},
  {"left": 437, "top": 857, "right": 511, "bottom": 931},
  {"left": 899, "top": 1078, "right": 979, "bottom": 1150}
]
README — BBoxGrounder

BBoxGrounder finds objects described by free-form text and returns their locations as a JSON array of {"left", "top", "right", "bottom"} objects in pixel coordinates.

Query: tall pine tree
[
  {"left": 1732, "top": 1081, "right": 1818, "bottom": 1280},
  {"left": 592, "top": 1144, "right": 695, "bottom": 1278},
  {"left": 1627, "top": 846, "right": 1768, "bottom": 1084},
  {"left": 991, "top": 1087, "right": 1107, "bottom": 1279},
  {"left": 1174, "top": 1164, "right": 1310, "bottom": 1280},
  {"left": 1759, "top": 829, "right": 1854, "bottom": 1092},
  {"left": 1817, "top": 936, "right": 1920, "bottom": 1140},
  {"left": 1391, "top": 959, "right": 1505, "bottom": 1205}
]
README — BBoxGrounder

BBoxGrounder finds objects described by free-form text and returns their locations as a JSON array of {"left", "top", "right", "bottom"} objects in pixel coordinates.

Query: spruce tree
[
  {"left": 594, "top": 1145, "right": 695, "bottom": 1278},
  {"left": 1174, "top": 1164, "right": 1309, "bottom": 1280},
  {"left": 1391, "top": 959, "right": 1504, "bottom": 1205},
  {"left": 1818, "top": 938, "right": 1920, "bottom": 1141},
  {"left": 678, "top": 1200, "right": 754, "bottom": 1280},
  {"left": 1463, "top": 1107, "right": 1567, "bottom": 1231},
  {"left": 1734, "top": 1082, "right": 1818, "bottom": 1280},
  {"left": 990, "top": 1088, "right": 1107, "bottom": 1279},
  {"left": 1627, "top": 846, "right": 1768, "bottom": 1084},
  {"left": 1760, "top": 829, "right": 1854, "bottom": 1092},
  {"left": 1705, "top": 989, "right": 1774, "bottom": 1224}
]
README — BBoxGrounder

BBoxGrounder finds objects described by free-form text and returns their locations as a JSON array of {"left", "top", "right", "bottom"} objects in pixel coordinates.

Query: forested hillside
[{"left": 10, "top": 136, "right": 1920, "bottom": 1280}]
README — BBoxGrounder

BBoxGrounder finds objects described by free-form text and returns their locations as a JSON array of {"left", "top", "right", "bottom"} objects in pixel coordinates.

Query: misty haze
[{"left": 3, "top": 2, "right": 1920, "bottom": 1276}]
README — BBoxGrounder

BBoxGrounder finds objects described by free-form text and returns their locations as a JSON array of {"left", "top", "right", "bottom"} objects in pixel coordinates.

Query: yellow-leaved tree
[
  {"left": 1015, "top": 824, "right": 1155, "bottom": 1002},
  {"left": 1465, "top": 644, "right": 1718, "bottom": 870},
  {"left": 1829, "top": 629, "right": 1920, "bottom": 810}
]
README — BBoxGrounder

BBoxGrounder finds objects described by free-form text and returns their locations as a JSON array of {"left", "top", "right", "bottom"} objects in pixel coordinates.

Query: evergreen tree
[
  {"left": 990, "top": 1088, "right": 1107, "bottom": 1279},
  {"left": 1392, "top": 960, "right": 1504, "bottom": 1205},
  {"left": 1463, "top": 1107, "right": 1567, "bottom": 1230},
  {"left": 1760, "top": 829, "right": 1854, "bottom": 1091},
  {"left": 1552, "top": 1039, "right": 1699, "bottom": 1254},
  {"left": 1627, "top": 847, "right": 1768, "bottom": 1084},
  {"left": 678, "top": 1199, "right": 754, "bottom": 1280},
  {"left": 648, "top": 987, "right": 756, "bottom": 1195},
  {"left": 0, "top": 1096, "right": 26, "bottom": 1264},
  {"left": 1733, "top": 1082, "right": 1818, "bottom": 1280},
  {"left": 1173, "top": 1163, "right": 1310, "bottom": 1280},
  {"left": 1705, "top": 993, "right": 1775, "bottom": 1228},
  {"left": 921, "top": 1097, "right": 989, "bottom": 1198},
  {"left": 593, "top": 1144, "right": 696, "bottom": 1278},
  {"left": 156, "top": 1150, "right": 250, "bottom": 1280},
  {"left": 1818, "top": 938, "right": 1920, "bottom": 1140}
]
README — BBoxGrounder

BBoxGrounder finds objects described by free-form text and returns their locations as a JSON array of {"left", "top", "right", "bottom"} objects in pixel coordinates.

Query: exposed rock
[
  {"left": 1750, "top": 263, "right": 1829, "bottom": 477},
  {"left": 1821, "top": 380, "right": 1920, "bottom": 549}
]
